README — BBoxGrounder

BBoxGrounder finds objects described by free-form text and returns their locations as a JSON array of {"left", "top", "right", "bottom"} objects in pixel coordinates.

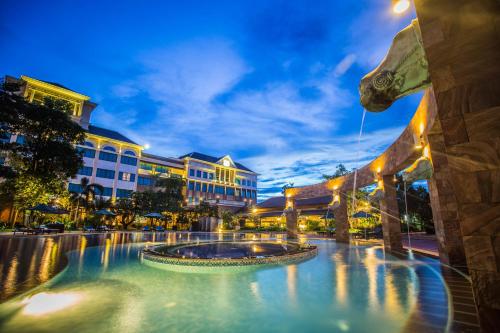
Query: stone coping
[{"left": 142, "top": 241, "right": 317, "bottom": 267}]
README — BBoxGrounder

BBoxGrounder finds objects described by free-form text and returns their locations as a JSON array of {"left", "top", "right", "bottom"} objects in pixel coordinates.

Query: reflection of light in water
[
  {"left": 384, "top": 268, "right": 402, "bottom": 317},
  {"left": 287, "top": 265, "right": 297, "bottom": 304},
  {"left": 38, "top": 238, "right": 54, "bottom": 281},
  {"left": 334, "top": 252, "right": 347, "bottom": 306},
  {"left": 4, "top": 256, "right": 18, "bottom": 297},
  {"left": 102, "top": 238, "right": 111, "bottom": 270},
  {"left": 365, "top": 247, "right": 379, "bottom": 310},
  {"left": 22, "top": 292, "right": 82, "bottom": 315},
  {"left": 218, "top": 232, "right": 223, "bottom": 241},
  {"left": 337, "top": 320, "right": 350, "bottom": 331},
  {"left": 250, "top": 282, "right": 259, "bottom": 299},
  {"left": 79, "top": 237, "right": 87, "bottom": 274}
]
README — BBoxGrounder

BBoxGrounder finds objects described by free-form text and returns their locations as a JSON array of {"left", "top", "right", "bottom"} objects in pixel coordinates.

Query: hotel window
[
  {"left": 242, "top": 189, "right": 247, "bottom": 197},
  {"left": 68, "top": 183, "right": 83, "bottom": 193},
  {"left": 252, "top": 181, "right": 257, "bottom": 187},
  {"left": 99, "top": 151, "right": 117, "bottom": 162},
  {"left": 120, "top": 155, "right": 137, "bottom": 166},
  {"left": 140, "top": 162, "right": 153, "bottom": 171},
  {"left": 252, "top": 190, "right": 257, "bottom": 198},
  {"left": 116, "top": 189, "right": 132, "bottom": 198},
  {"left": 215, "top": 185, "right": 225, "bottom": 195},
  {"left": 202, "top": 171, "right": 208, "bottom": 179},
  {"left": 138, "top": 176, "right": 154, "bottom": 186},
  {"left": 189, "top": 169, "right": 195, "bottom": 177},
  {"left": 208, "top": 184, "right": 213, "bottom": 193},
  {"left": 100, "top": 187, "right": 113, "bottom": 197},
  {"left": 84, "top": 141, "right": 94, "bottom": 148},
  {"left": 122, "top": 150, "right": 136, "bottom": 156},
  {"left": 215, "top": 168, "right": 220, "bottom": 181},
  {"left": 226, "top": 187, "right": 235, "bottom": 196},
  {"left": 208, "top": 173, "right": 214, "bottom": 180},
  {"left": 235, "top": 179, "right": 241, "bottom": 185},
  {"left": 119, "top": 172, "right": 135, "bottom": 182},
  {"left": 77, "top": 166, "right": 93, "bottom": 176},
  {"left": 196, "top": 170, "right": 202, "bottom": 178},
  {"left": 202, "top": 183, "right": 207, "bottom": 192},
  {"left": 242, "top": 179, "right": 246, "bottom": 186},
  {"left": 195, "top": 182, "right": 201, "bottom": 191},
  {"left": 96, "top": 168, "right": 115, "bottom": 179},
  {"left": 156, "top": 165, "right": 168, "bottom": 174},
  {"left": 79, "top": 147, "right": 95, "bottom": 158},
  {"left": 102, "top": 146, "right": 116, "bottom": 152},
  {"left": 188, "top": 181, "right": 195, "bottom": 191}
]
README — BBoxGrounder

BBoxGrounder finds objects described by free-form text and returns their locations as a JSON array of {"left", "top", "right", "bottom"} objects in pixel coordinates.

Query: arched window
[
  {"left": 84, "top": 141, "right": 94, "bottom": 148},
  {"left": 102, "top": 146, "right": 116, "bottom": 152},
  {"left": 123, "top": 150, "right": 136, "bottom": 156}
]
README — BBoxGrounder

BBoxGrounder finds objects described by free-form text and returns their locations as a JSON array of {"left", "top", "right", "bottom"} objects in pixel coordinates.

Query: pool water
[
  {"left": 0, "top": 233, "right": 440, "bottom": 333},
  {"left": 165, "top": 241, "right": 297, "bottom": 258}
]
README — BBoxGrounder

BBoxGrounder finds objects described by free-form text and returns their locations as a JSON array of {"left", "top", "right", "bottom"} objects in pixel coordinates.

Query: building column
[
  {"left": 285, "top": 198, "right": 298, "bottom": 239},
  {"left": 427, "top": 132, "right": 466, "bottom": 267},
  {"left": 380, "top": 175, "right": 403, "bottom": 252},
  {"left": 334, "top": 194, "right": 349, "bottom": 243}
]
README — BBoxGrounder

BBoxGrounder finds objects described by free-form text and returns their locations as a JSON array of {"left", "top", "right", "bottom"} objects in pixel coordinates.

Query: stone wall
[{"left": 415, "top": 0, "right": 500, "bottom": 329}]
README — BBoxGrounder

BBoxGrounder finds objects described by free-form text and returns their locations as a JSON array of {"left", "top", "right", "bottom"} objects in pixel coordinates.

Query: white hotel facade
[{"left": 5, "top": 75, "right": 258, "bottom": 210}]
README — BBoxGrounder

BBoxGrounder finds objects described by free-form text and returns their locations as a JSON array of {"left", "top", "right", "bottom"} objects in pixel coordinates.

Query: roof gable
[{"left": 87, "top": 125, "right": 138, "bottom": 145}]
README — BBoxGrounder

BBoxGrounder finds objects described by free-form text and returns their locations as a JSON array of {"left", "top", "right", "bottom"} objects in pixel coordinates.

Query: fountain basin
[{"left": 142, "top": 241, "right": 317, "bottom": 272}]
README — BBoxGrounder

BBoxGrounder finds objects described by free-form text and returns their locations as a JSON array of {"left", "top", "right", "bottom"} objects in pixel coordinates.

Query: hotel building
[{"left": 3, "top": 75, "right": 257, "bottom": 209}]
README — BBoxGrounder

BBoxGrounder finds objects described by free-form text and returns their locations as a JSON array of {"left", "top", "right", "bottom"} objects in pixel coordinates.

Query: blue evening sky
[{"left": 0, "top": 0, "right": 421, "bottom": 200}]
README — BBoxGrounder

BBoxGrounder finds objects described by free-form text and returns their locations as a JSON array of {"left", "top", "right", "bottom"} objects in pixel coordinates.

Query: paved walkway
[{"left": 402, "top": 233, "right": 439, "bottom": 257}]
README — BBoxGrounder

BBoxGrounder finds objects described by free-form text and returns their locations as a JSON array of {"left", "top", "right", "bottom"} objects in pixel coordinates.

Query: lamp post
[{"left": 392, "top": 0, "right": 410, "bottom": 14}]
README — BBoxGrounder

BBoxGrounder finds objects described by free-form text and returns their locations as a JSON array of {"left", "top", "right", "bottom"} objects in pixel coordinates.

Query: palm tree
[{"left": 71, "top": 177, "right": 104, "bottom": 227}]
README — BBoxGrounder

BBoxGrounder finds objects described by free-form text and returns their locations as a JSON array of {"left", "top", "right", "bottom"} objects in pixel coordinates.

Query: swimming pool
[{"left": 0, "top": 232, "right": 451, "bottom": 333}]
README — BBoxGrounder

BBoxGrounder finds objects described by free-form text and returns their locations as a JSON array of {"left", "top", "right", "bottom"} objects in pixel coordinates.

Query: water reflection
[{"left": 0, "top": 233, "right": 451, "bottom": 333}]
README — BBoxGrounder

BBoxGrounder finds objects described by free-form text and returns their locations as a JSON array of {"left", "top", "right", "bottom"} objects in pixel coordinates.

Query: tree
[
  {"left": 70, "top": 177, "right": 104, "bottom": 226},
  {"left": 0, "top": 82, "right": 85, "bottom": 181},
  {"left": 281, "top": 182, "right": 294, "bottom": 195},
  {"left": 114, "top": 192, "right": 148, "bottom": 230},
  {"left": 0, "top": 81, "right": 85, "bottom": 225},
  {"left": 322, "top": 163, "right": 351, "bottom": 180},
  {"left": 394, "top": 174, "right": 433, "bottom": 233}
]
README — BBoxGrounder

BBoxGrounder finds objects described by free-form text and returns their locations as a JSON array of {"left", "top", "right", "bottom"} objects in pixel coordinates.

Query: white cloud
[{"left": 333, "top": 54, "right": 356, "bottom": 77}]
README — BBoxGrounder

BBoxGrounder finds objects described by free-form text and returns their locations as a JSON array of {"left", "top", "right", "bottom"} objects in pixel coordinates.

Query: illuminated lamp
[{"left": 392, "top": 0, "right": 410, "bottom": 14}]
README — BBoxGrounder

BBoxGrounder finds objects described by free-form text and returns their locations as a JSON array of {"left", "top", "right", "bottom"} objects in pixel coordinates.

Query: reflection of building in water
[
  {"left": 333, "top": 251, "right": 348, "bottom": 306},
  {"left": 287, "top": 264, "right": 297, "bottom": 305},
  {"left": 365, "top": 247, "right": 379, "bottom": 310}
]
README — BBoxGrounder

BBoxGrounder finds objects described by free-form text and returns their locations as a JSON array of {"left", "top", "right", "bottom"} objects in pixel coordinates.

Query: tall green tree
[
  {"left": 0, "top": 82, "right": 85, "bottom": 225},
  {"left": 70, "top": 177, "right": 104, "bottom": 226},
  {"left": 0, "top": 82, "right": 85, "bottom": 181},
  {"left": 322, "top": 163, "right": 351, "bottom": 180}
]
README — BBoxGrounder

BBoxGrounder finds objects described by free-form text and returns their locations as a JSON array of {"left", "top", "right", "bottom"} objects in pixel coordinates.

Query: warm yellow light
[
  {"left": 423, "top": 146, "right": 430, "bottom": 158},
  {"left": 393, "top": 0, "right": 410, "bottom": 14},
  {"left": 419, "top": 122, "right": 425, "bottom": 135},
  {"left": 22, "top": 292, "right": 82, "bottom": 316},
  {"left": 252, "top": 208, "right": 257, "bottom": 213}
]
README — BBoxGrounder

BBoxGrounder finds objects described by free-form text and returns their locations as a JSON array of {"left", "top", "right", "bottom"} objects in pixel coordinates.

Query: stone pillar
[
  {"left": 416, "top": 0, "right": 500, "bottom": 329},
  {"left": 334, "top": 195, "right": 349, "bottom": 243},
  {"left": 427, "top": 132, "right": 466, "bottom": 267},
  {"left": 380, "top": 175, "right": 403, "bottom": 252},
  {"left": 285, "top": 208, "right": 298, "bottom": 239}
]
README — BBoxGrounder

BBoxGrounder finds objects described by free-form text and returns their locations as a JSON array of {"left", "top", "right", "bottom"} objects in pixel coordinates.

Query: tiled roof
[
  {"left": 87, "top": 125, "right": 138, "bottom": 145},
  {"left": 39, "top": 79, "right": 78, "bottom": 93},
  {"left": 257, "top": 195, "right": 332, "bottom": 209},
  {"left": 179, "top": 152, "right": 255, "bottom": 173},
  {"left": 141, "top": 153, "right": 184, "bottom": 167}
]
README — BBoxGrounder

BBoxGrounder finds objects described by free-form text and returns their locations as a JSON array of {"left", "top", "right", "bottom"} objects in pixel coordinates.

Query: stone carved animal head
[
  {"left": 359, "top": 19, "right": 431, "bottom": 112},
  {"left": 402, "top": 156, "right": 433, "bottom": 184}
]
